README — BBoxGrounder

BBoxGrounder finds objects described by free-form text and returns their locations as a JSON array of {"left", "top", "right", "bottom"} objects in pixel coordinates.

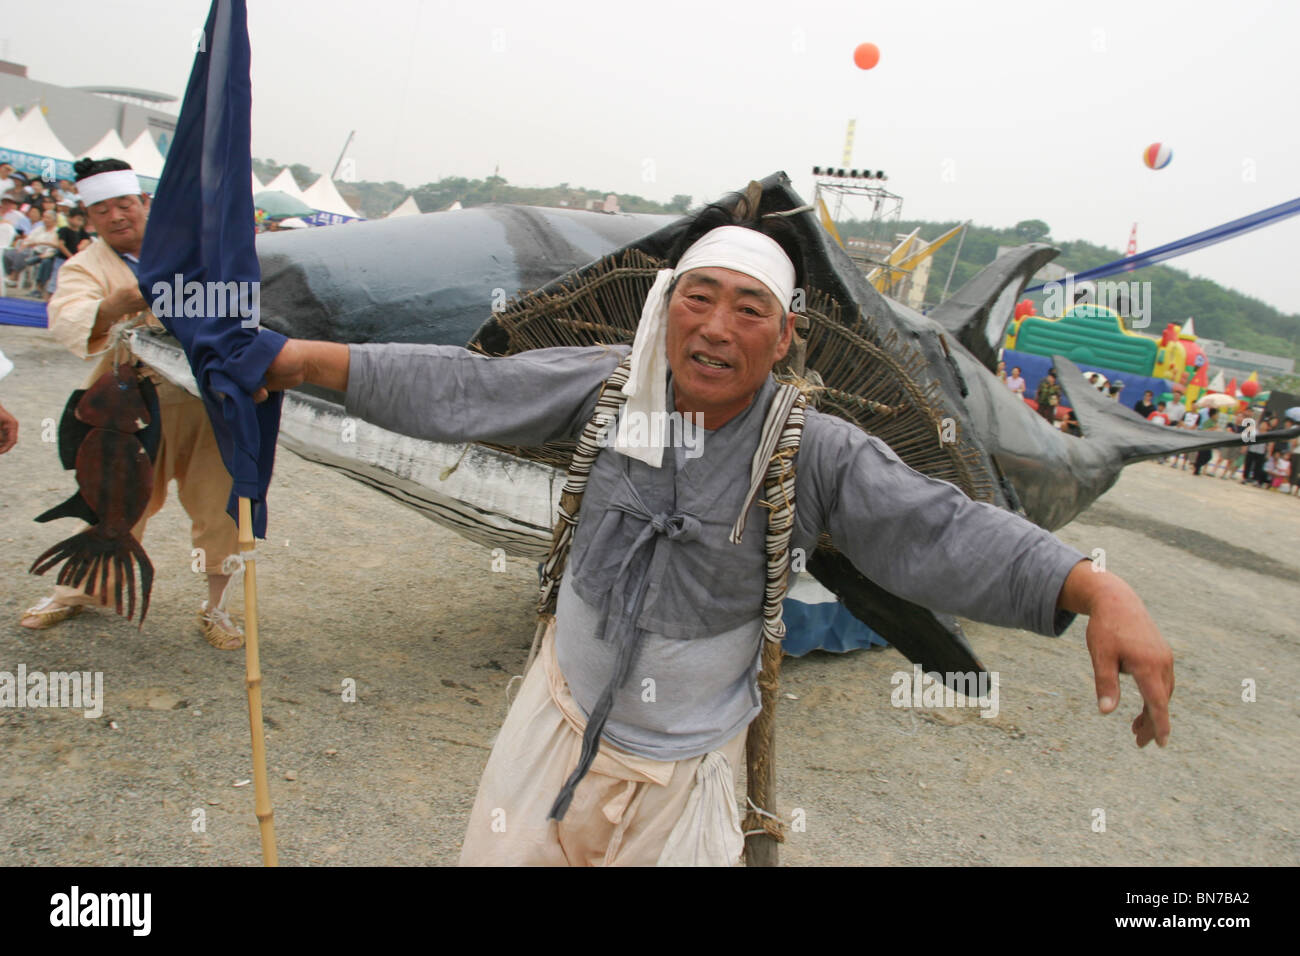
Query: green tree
[{"left": 1014, "top": 219, "right": 1051, "bottom": 241}]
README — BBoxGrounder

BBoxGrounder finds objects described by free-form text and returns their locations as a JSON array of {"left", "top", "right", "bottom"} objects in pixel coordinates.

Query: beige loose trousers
[{"left": 458, "top": 623, "right": 747, "bottom": 866}]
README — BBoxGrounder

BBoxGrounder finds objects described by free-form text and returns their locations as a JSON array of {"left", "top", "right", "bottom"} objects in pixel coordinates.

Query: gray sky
[{"left": 5, "top": 0, "right": 1299, "bottom": 315}]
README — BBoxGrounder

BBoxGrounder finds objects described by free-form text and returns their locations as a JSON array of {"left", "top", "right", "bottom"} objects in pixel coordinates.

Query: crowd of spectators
[
  {"left": 0, "top": 162, "right": 94, "bottom": 301},
  {"left": 995, "top": 360, "right": 1299, "bottom": 495}
]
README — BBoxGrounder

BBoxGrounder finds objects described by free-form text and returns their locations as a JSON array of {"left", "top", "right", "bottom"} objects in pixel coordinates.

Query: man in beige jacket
[{"left": 20, "top": 158, "right": 244, "bottom": 649}]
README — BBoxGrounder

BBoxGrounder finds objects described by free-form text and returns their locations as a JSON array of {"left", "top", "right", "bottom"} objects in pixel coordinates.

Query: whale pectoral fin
[
  {"left": 55, "top": 389, "right": 91, "bottom": 471},
  {"left": 808, "top": 548, "right": 986, "bottom": 676},
  {"left": 34, "top": 492, "right": 99, "bottom": 525}
]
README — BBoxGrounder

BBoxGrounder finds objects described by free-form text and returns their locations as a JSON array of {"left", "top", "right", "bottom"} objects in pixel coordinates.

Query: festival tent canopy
[
  {"left": 301, "top": 174, "right": 361, "bottom": 219},
  {"left": 264, "top": 167, "right": 306, "bottom": 200},
  {"left": 5, "top": 106, "right": 75, "bottom": 160},
  {"left": 0, "top": 107, "right": 18, "bottom": 141},
  {"left": 1207, "top": 370, "right": 1226, "bottom": 393},
  {"left": 82, "top": 127, "right": 129, "bottom": 162},
  {"left": 386, "top": 194, "right": 421, "bottom": 217},
  {"left": 123, "top": 131, "right": 165, "bottom": 178},
  {"left": 252, "top": 169, "right": 265, "bottom": 193}
]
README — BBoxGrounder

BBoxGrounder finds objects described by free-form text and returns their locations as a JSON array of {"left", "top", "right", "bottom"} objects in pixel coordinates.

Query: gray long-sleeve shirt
[{"left": 345, "top": 343, "right": 1086, "bottom": 759}]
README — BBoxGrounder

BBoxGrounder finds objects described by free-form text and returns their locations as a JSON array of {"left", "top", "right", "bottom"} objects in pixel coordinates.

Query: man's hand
[
  {"left": 254, "top": 338, "right": 350, "bottom": 403},
  {"left": 1058, "top": 560, "right": 1174, "bottom": 748},
  {"left": 101, "top": 285, "right": 149, "bottom": 323},
  {"left": 0, "top": 402, "right": 17, "bottom": 454}
]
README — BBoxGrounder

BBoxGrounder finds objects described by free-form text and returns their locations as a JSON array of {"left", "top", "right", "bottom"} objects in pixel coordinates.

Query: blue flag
[{"left": 138, "top": 0, "right": 286, "bottom": 537}]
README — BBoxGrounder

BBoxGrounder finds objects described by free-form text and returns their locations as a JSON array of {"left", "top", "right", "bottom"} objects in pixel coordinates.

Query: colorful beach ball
[
  {"left": 1143, "top": 143, "right": 1172, "bottom": 170},
  {"left": 854, "top": 42, "right": 880, "bottom": 70}
]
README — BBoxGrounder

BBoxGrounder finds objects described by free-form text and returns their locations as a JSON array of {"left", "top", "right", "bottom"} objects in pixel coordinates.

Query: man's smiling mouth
[{"left": 692, "top": 352, "right": 730, "bottom": 369}]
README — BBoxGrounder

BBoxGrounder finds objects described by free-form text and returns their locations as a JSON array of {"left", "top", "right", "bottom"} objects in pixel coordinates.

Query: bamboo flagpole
[
  {"left": 238, "top": 497, "right": 277, "bottom": 866},
  {"left": 743, "top": 636, "right": 784, "bottom": 866}
]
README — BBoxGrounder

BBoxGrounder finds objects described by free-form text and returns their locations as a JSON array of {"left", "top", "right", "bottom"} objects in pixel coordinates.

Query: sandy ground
[{"left": 1, "top": 322, "right": 1297, "bottom": 866}]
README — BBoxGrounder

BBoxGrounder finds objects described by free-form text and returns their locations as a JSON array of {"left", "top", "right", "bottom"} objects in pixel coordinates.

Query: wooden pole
[
  {"left": 238, "top": 497, "right": 278, "bottom": 866},
  {"left": 743, "top": 636, "right": 785, "bottom": 867}
]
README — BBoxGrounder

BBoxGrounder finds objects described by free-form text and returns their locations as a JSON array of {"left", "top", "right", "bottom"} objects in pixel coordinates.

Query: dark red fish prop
[{"left": 30, "top": 364, "right": 161, "bottom": 624}]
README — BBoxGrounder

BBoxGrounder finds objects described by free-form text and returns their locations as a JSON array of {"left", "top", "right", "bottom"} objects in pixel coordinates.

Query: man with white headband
[
  {"left": 20, "top": 157, "right": 246, "bottom": 651},
  {"left": 262, "top": 196, "right": 1173, "bottom": 865}
]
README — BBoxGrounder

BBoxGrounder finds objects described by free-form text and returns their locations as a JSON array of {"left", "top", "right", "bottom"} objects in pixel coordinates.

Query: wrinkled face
[
  {"left": 86, "top": 193, "right": 148, "bottom": 254},
  {"left": 41, "top": 209, "right": 56, "bottom": 228},
  {"left": 665, "top": 266, "right": 794, "bottom": 428}
]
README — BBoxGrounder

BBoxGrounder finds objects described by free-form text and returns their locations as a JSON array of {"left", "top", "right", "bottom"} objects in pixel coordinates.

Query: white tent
[
  {"left": 302, "top": 174, "right": 360, "bottom": 219},
  {"left": 1207, "top": 370, "right": 1226, "bottom": 394},
  {"left": 386, "top": 195, "right": 421, "bottom": 218},
  {"left": 5, "top": 107, "right": 75, "bottom": 160},
  {"left": 0, "top": 107, "right": 19, "bottom": 141},
  {"left": 264, "top": 167, "right": 306, "bottom": 200},
  {"left": 446, "top": 200, "right": 463, "bottom": 211},
  {"left": 82, "top": 128, "right": 129, "bottom": 162},
  {"left": 123, "top": 131, "right": 165, "bottom": 178},
  {"left": 252, "top": 170, "right": 265, "bottom": 194}
]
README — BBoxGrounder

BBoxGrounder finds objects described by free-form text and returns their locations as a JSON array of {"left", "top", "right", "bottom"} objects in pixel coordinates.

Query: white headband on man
[
  {"left": 77, "top": 169, "right": 141, "bottom": 207},
  {"left": 615, "top": 225, "right": 796, "bottom": 468}
]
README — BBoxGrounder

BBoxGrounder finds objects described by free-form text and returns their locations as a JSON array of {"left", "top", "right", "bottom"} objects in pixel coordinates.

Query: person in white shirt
[
  {"left": 1004, "top": 365, "right": 1026, "bottom": 397},
  {"left": 1, "top": 192, "right": 32, "bottom": 238},
  {"left": 3, "top": 205, "right": 60, "bottom": 287}
]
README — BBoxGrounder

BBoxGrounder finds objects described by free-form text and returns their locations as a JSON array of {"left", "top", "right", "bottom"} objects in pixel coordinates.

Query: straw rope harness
[{"left": 523, "top": 354, "right": 806, "bottom": 858}]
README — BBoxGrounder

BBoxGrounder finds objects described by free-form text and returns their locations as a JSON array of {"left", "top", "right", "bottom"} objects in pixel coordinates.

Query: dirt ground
[{"left": 2, "top": 322, "right": 1297, "bottom": 866}]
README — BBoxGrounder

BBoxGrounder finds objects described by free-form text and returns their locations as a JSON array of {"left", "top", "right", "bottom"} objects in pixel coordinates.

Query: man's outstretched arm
[
  {"left": 257, "top": 338, "right": 349, "bottom": 400},
  {"left": 805, "top": 412, "right": 1175, "bottom": 751},
  {"left": 1056, "top": 560, "right": 1174, "bottom": 748}
]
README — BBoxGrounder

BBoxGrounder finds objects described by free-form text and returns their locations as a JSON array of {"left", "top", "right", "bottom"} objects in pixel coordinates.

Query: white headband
[
  {"left": 77, "top": 169, "right": 141, "bottom": 207},
  {"left": 615, "top": 225, "right": 796, "bottom": 468}
]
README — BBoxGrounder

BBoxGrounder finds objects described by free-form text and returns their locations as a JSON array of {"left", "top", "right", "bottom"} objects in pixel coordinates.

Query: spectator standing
[
  {"left": 1035, "top": 368, "right": 1062, "bottom": 425},
  {"left": 1005, "top": 366, "right": 1026, "bottom": 397},
  {"left": 1133, "top": 390, "right": 1157, "bottom": 418},
  {"left": 1191, "top": 408, "right": 1219, "bottom": 476},
  {"left": 1243, "top": 416, "right": 1270, "bottom": 486}
]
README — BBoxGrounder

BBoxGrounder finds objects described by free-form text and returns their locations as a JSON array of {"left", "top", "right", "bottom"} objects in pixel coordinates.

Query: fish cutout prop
[
  {"left": 30, "top": 365, "right": 161, "bottom": 624},
  {"left": 130, "top": 174, "right": 1299, "bottom": 676}
]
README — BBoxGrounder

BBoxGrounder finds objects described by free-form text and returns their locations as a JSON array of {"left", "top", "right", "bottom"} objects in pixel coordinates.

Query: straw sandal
[
  {"left": 19, "top": 596, "right": 84, "bottom": 630},
  {"left": 198, "top": 601, "right": 245, "bottom": 651}
]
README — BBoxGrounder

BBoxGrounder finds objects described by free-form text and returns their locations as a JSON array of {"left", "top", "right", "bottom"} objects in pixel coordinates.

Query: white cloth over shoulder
[
  {"left": 657, "top": 750, "right": 745, "bottom": 866},
  {"left": 0, "top": 348, "right": 13, "bottom": 382}
]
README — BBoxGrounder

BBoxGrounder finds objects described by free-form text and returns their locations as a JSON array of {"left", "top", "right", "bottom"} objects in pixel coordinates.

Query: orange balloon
[{"left": 854, "top": 42, "right": 880, "bottom": 70}]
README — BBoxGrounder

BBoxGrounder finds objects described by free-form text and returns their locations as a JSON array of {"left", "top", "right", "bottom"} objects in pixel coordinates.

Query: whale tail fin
[{"left": 1056, "top": 355, "right": 1300, "bottom": 463}]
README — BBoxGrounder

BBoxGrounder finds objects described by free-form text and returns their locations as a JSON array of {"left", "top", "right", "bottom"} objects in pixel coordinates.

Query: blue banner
[
  {"left": 136, "top": 0, "right": 285, "bottom": 537},
  {"left": 0, "top": 147, "right": 159, "bottom": 192}
]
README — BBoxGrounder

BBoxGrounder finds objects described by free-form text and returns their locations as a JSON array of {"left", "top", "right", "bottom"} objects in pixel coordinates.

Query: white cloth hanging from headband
[{"left": 615, "top": 225, "right": 796, "bottom": 468}]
